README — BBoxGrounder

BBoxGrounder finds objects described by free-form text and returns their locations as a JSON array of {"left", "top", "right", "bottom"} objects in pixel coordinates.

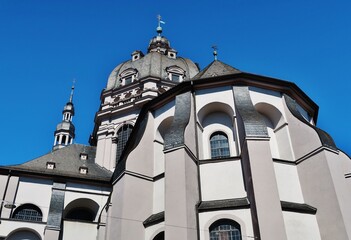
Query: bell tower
[{"left": 53, "top": 84, "right": 76, "bottom": 150}]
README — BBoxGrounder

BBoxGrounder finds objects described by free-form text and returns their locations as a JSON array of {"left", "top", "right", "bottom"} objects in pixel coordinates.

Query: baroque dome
[{"left": 105, "top": 35, "right": 199, "bottom": 90}]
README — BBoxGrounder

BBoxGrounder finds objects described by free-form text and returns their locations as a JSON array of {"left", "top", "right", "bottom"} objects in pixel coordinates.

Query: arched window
[
  {"left": 210, "top": 132, "right": 230, "bottom": 159},
  {"left": 116, "top": 124, "right": 133, "bottom": 163},
  {"left": 153, "top": 231, "right": 164, "bottom": 240},
  {"left": 12, "top": 204, "right": 42, "bottom": 222},
  {"left": 209, "top": 219, "right": 242, "bottom": 240}
]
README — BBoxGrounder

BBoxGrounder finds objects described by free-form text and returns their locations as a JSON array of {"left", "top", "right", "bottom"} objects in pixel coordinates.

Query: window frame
[
  {"left": 115, "top": 124, "right": 134, "bottom": 164},
  {"left": 165, "top": 65, "right": 185, "bottom": 82},
  {"left": 12, "top": 204, "right": 43, "bottom": 222},
  {"left": 119, "top": 68, "right": 138, "bottom": 86},
  {"left": 209, "top": 219, "right": 242, "bottom": 240},
  {"left": 209, "top": 131, "right": 230, "bottom": 159}
]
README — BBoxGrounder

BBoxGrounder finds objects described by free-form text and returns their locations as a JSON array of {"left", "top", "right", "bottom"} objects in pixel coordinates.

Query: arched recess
[
  {"left": 64, "top": 198, "right": 99, "bottom": 222},
  {"left": 198, "top": 102, "right": 238, "bottom": 159},
  {"left": 255, "top": 102, "right": 293, "bottom": 160},
  {"left": 154, "top": 116, "right": 174, "bottom": 175},
  {"left": 12, "top": 204, "right": 42, "bottom": 222},
  {"left": 6, "top": 228, "right": 41, "bottom": 240}
]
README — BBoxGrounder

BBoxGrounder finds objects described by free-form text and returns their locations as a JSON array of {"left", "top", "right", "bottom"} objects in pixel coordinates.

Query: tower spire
[
  {"left": 69, "top": 79, "right": 75, "bottom": 103},
  {"left": 53, "top": 84, "right": 76, "bottom": 150}
]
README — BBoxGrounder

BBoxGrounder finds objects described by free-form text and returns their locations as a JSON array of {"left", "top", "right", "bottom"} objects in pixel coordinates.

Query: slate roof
[
  {"left": 192, "top": 60, "right": 241, "bottom": 80},
  {"left": 1, "top": 144, "right": 112, "bottom": 182}
]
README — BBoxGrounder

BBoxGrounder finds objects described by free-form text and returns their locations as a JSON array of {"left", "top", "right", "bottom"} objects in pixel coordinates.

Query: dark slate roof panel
[
  {"left": 2, "top": 144, "right": 112, "bottom": 181},
  {"left": 192, "top": 60, "right": 241, "bottom": 80}
]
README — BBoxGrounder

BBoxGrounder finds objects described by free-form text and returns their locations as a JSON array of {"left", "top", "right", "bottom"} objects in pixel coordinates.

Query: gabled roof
[
  {"left": 192, "top": 60, "right": 241, "bottom": 80},
  {"left": 1, "top": 144, "right": 112, "bottom": 182}
]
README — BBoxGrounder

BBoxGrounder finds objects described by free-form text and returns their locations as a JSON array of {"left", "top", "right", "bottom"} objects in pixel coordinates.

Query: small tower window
[
  {"left": 166, "top": 66, "right": 185, "bottom": 83},
  {"left": 131, "top": 50, "right": 144, "bottom": 61},
  {"left": 119, "top": 68, "right": 138, "bottom": 86},
  {"left": 125, "top": 76, "right": 133, "bottom": 85},
  {"left": 167, "top": 48, "right": 177, "bottom": 59},
  {"left": 171, "top": 73, "right": 180, "bottom": 82}
]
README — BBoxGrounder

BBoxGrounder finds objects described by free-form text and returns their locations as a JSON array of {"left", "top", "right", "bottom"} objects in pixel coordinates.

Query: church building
[{"left": 0, "top": 21, "right": 350, "bottom": 240}]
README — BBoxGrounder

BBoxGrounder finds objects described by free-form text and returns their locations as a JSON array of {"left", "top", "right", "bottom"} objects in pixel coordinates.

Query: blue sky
[{"left": 0, "top": 0, "right": 350, "bottom": 165}]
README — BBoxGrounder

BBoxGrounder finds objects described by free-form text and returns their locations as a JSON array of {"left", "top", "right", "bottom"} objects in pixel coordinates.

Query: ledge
[
  {"left": 198, "top": 198, "right": 250, "bottom": 212},
  {"left": 281, "top": 201, "right": 317, "bottom": 214},
  {"left": 143, "top": 212, "right": 164, "bottom": 228}
]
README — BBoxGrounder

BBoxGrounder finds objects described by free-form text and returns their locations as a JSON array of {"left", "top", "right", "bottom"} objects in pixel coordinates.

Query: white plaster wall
[
  {"left": 200, "top": 161, "right": 246, "bottom": 201},
  {"left": 152, "top": 100, "right": 175, "bottom": 176},
  {"left": 283, "top": 212, "right": 321, "bottom": 240},
  {"left": 153, "top": 141, "right": 165, "bottom": 175},
  {"left": 0, "top": 174, "right": 8, "bottom": 200},
  {"left": 262, "top": 115, "right": 280, "bottom": 159},
  {"left": 152, "top": 178, "right": 164, "bottom": 213},
  {"left": 273, "top": 163, "right": 304, "bottom": 203},
  {"left": 15, "top": 178, "right": 52, "bottom": 222},
  {"left": 195, "top": 87, "right": 235, "bottom": 114},
  {"left": 0, "top": 219, "right": 45, "bottom": 240},
  {"left": 63, "top": 221, "right": 98, "bottom": 240},
  {"left": 199, "top": 209, "right": 253, "bottom": 240}
]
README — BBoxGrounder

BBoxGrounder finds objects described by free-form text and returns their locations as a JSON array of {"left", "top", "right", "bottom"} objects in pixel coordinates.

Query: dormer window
[
  {"left": 119, "top": 68, "right": 138, "bottom": 86},
  {"left": 46, "top": 162, "right": 56, "bottom": 170},
  {"left": 79, "top": 166, "right": 88, "bottom": 175},
  {"left": 171, "top": 73, "right": 180, "bottom": 82},
  {"left": 166, "top": 66, "right": 185, "bottom": 82},
  {"left": 167, "top": 49, "right": 177, "bottom": 59},
  {"left": 131, "top": 50, "right": 144, "bottom": 62},
  {"left": 80, "top": 153, "right": 88, "bottom": 160}
]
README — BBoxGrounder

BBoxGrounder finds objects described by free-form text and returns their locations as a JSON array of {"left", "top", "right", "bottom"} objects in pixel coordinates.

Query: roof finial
[
  {"left": 157, "top": 14, "right": 165, "bottom": 36},
  {"left": 69, "top": 79, "right": 75, "bottom": 103},
  {"left": 212, "top": 45, "right": 218, "bottom": 61}
]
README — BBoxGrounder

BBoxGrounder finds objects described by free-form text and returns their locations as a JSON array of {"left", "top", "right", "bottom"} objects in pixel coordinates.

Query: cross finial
[
  {"left": 69, "top": 79, "right": 75, "bottom": 103},
  {"left": 212, "top": 45, "right": 218, "bottom": 61},
  {"left": 156, "top": 14, "right": 165, "bottom": 36}
]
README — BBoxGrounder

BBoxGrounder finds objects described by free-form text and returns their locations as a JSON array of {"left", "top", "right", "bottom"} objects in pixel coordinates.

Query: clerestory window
[
  {"left": 210, "top": 132, "right": 230, "bottom": 159},
  {"left": 116, "top": 124, "right": 133, "bottom": 164}
]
